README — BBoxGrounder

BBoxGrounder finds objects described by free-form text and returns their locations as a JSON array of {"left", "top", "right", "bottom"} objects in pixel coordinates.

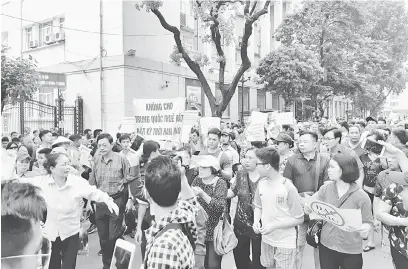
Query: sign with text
[
  {"left": 200, "top": 117, "right": 221, "bottom": 136},
  {"left": 181, "top": 110, "right": 200, "bottom": 143},
  {"left": 276, "top": 112, "right": 295, "bottom": 125},
  {"left": 246, "top": 111, "right": 268, "bottom": 142},
  {"left": 79, "top": 145, "right": 92, "bottom": 168},
  {"left": 119, "top": 117, "right": 136, "bottom": 133},
  {"left": 133, "top": 98, "right": 185, "bottom": 141},
  {"left": 306, "top": 196, "right": 362, "bottom": 232}
]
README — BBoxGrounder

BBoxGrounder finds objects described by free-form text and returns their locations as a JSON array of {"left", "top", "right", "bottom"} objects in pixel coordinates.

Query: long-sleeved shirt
[
  {"left": 19, "top": 174, "right": 113, "bottom": 241},
  {"left": 89, "top": 152, "right": 134, "bottom": 195}
]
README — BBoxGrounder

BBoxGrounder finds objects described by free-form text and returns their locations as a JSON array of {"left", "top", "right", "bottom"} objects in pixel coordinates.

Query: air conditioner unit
[
  {"left": 29, "top": 40, "right": 38, "bottom": 48},
  {"left": 55, "top": 31, "right": 65, "bottom": 42},
  {"left": 44, "top": 33, "right": 56, "bottom": 44}
]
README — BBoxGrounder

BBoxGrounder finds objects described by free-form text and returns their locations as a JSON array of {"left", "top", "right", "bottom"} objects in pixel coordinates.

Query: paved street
[{"left": 77, "top": 229, "right": 394, "bottom": 269}]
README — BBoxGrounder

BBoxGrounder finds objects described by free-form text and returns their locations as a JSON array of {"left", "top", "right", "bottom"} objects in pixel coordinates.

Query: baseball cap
[
  {"left": 274, "top": 133, "right": 294, "bottom": 144},
  {"left": 366, "top": 116, "right": 377, "bottom": 123},
  {"left": 221, "top": 129, "right": 233, "bottom": 137},
  {"left": 198, "top": 155, "right": 221, "bottom": 171}
]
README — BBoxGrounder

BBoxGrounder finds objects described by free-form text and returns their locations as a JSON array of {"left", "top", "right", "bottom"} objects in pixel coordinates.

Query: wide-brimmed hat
[
  {"left": 198, "top": 155, "right": 220, "bottom": 171},
  {"left": 52, "top": 136, "right": 71, "bottom": 147}
]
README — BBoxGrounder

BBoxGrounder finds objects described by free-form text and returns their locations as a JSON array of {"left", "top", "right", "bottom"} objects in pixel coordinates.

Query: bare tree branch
[
  {"left": 151, "top": 8, "right": 217, "bottom": 112},
  {"left": 250, "top": 1, "right": 258, "bottom": 16},
  {"left": 244, "top": 1, "right": 251, "bottom": 15},
  {"left": 219, "top": 0, "right": 271, "bottom": 113}
]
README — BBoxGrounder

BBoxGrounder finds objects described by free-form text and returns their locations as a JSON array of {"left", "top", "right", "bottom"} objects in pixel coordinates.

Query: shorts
[{"left": 260, "top": 241, "right": 296, "bottom": 269}]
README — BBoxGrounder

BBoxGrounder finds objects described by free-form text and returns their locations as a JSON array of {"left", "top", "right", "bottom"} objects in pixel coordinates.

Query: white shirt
[
  {"left": 222, "top": 144, "right": 240, "bottom": 165},
  {"left": 119, "top": 148, "right": 140, "bottom": 167},
  {"left": 20, "top": 174, "right": 112, "bottom": 241}
]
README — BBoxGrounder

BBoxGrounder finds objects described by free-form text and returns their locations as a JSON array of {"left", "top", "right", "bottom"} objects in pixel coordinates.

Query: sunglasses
[{"left": 1, "top": 237, "right": 51, "bottom": 269}]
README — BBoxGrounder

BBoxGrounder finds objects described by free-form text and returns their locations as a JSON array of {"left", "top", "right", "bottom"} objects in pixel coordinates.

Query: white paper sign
[
  {"left": 200, "top": 117, "right": 221, "bottom": 135},
  {"left": 1, "top": 149, "right": 16, "bottom": 181},
  {"left": 306, "top": 196, "right": 362, "bottom": 232},
  {"left": 79, "top": 145, "right": 92, "bottom": 168},
  {"left": 276, "top": 112, "right": 295, "bottom": 125},
  {"left": 246, "top": 111, "right": 268, "bottom": 142},
  {"left": 181, "top": 110, "right": 200, "bottom": 143},
  {"left": 133, "top": 98, "right": 185, "bottom": 141}
]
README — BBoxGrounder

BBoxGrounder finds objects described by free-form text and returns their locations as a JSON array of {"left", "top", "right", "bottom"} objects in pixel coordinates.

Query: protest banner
[
  {"left": 1, "top": 148, "right": 16, "bottom": 181},
  {"left": 119, "top": 117, "right": 136, "bottom": 133},
  {"left": 133, "top": 97, "right": 185, "bottom": 141},
  {"left": 306, "top": 195, "right": 362, "bottom": 232},
  {"left": 276, "top": 112, "right": 295, "bottom": 125},
  {"left": 246, "top": 111, "right": 268, "bottom": 142},
  {"left": 181, "top": 110, "right": 200, "bottom": 143},
  {"left": 79, "top": 145, "right": 92, "bottom": 168}
]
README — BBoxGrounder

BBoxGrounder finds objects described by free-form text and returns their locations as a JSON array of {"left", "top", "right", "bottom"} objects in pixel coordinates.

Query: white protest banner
[
  {"left": 200, "top": 117, "right": 221, "bottom": 135},
  {"left": 79, "top": 145, "right": 92, "bottom": 168},
  {"left": 1, "top": 148, "right": 16, "bottom": 181},
  {"left": 276, "top": 112, "right": 295, "bottom": 125},
  {"left": 246, "top": 111, "right": 268, "bottom": 142},
  {"left": 306, "top": 196, "right": 362, "bottom": 232},
  {"left": 133, "top": 97, "right": 185, "bottom": 141},
  {"left": 119, "top": 117, "right": 136, "bottom": 133},
  {"left": 181, "top": 110, "right": 200, "bottom": 143}
]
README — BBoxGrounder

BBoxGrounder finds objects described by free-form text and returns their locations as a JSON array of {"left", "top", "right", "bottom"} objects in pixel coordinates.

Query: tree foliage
[
  {"left": 256, "top": 44, "right": 323, "bottom": 108},
  {"left": 136, "top": 0, "right": 271, "bottom": 117},
  {"left": 1, "top": 52, "right": 39, "bottom": 113},
  {"left": 259, "top": 0, "right": 408, "bottom": 117}
]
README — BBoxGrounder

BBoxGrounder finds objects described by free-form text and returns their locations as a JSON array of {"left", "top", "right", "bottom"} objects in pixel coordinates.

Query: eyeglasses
[
  {"left": 322, "top": 137, "right": 335, "bottom": 141},
  {"left": 1, "top": 237, "right": 51, "bottom": 269},
  {"left": 256, "top": 162, "right": 268, "bottom": 167}
]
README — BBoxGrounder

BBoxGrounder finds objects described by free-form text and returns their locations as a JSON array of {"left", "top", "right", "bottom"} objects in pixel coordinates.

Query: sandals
[{"left": 363, "top": 245, "right": 375, "bottom": 252}]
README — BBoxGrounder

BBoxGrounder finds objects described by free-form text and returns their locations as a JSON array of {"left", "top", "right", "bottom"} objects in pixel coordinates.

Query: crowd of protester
[{"left": 1, "top": 115, "right": 408, "bottom": 269}]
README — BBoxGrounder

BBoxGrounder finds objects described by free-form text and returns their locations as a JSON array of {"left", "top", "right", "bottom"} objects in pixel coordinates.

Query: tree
[
  {"left": 1, "top": 52, "right": 39, "bottom": 113},
  {"left": 273, "top": 1, "right": 365, "bottom": 117},
  {"left": 256, "top": 44, "right": 324, "bottom": 110},
  {"left": 136, "top": 0, "right": 271, "bottom": 117}
]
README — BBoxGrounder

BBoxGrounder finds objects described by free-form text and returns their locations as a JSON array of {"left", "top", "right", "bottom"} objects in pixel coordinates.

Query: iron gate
[{"left": 2, "top": 96, "right": 83, "bottom": 136}]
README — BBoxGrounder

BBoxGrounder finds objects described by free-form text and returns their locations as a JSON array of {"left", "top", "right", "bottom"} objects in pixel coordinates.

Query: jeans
[
  {"left": 391, "top": 245, "right": 408, "bottom": 269},
  {"left": 205, "top": 241, "right": 222, "bottom": 269},
  {"left": 49, "top": 233, "right": 79, "bottom": 269},
  {"left": 319, "top": 244, "right": 363, "bottom": 269},
  {"left": 95, "top": 193, "right": 125, "bottom": 269},
  {"left": 233, "top": 230, "right": 264, "bottom": 269}
]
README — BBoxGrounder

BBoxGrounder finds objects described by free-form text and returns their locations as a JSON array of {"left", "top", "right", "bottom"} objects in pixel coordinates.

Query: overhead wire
[{"left": 1, "top": 13, "right": 173, "bottom": 37}]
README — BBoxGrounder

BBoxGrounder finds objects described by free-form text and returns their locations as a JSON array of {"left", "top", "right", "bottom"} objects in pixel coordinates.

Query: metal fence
[{"left": 2, "top": 96, "right": 83, "bottom": 136}]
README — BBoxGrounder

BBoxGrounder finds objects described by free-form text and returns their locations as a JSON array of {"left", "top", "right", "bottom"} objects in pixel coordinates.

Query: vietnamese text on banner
[
  {"left": 133, "top": 97, "right": 185, "bottom": 141},
  {"left": 246, "top": 111, "right": 268, "bottom": 142},
  {"left": 276, "top": 112, "right": 295, "bottom": 125}
]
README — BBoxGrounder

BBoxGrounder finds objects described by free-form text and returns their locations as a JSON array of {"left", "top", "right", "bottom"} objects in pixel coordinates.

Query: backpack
[{"left": 144, "top": 223, "right": 196, "bottom": 268}]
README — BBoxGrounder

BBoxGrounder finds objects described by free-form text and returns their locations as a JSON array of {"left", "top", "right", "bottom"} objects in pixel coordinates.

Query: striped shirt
[{"left": 89, "top": 152, "right": 132, "bottom": 195}]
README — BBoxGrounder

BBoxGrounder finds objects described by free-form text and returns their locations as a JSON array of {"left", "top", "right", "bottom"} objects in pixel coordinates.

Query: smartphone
[
  {"left": 361, "top": 138, "right": 385, "bottom": 156},
  {"left": 110, "top": 239, "right": 136, "bottom": 269}
]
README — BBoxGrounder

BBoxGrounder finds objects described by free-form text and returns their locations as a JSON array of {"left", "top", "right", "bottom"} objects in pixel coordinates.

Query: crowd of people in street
[{"left": 1, "top": 115, "right": 408, "bottom": 269}]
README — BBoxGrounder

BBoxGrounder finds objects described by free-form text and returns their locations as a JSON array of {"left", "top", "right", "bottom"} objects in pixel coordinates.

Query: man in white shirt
[{"left": 220, "top": 129, "right": 240, "bottom": 166}]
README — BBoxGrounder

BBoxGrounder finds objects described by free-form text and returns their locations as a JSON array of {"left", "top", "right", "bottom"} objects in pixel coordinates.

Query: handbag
[
  {"left": 213, "top": 213, "right": 238, "bottom": 256},
  {"left": 306, "top": 188, "right": 358, "bottom": 248}
]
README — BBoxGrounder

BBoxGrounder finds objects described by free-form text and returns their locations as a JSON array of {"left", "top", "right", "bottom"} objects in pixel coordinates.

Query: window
[
  {"left": 59, "top": 18, "right": 65, "bottom": 31},
  {"left": 238, "top": 86, "right": 250, "bottom": 116},
  {"left": 25, "top": 27, "right": 32, "bottom": 49},
  {"left": 39, "top": 21, "right": 53, "bottom": 46},
  {"left": 257, "top": 90, "right": 266, "bottom": 110},
  {"left": 1, "top": 31, "right": 8, "bottom": 47}
]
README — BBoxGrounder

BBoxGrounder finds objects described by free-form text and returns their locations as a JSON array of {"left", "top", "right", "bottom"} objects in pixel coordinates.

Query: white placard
[
  {"left": 246, "top": 111, "right": 268, "bottom": 142},
  {"left": 119, "top": 117, "right": 136, "bottom": 133},
  {"left": 181, "top": 110, "right": 200, "bottom": 143},
  {"left": 1, "top": 149, "right": 16, "bottom": 181},
  {"left": 79, "top": 145, "right": 92, "bottom": 168},
  {"left": 276, "top": 112, "right": 295, "bottom": 125},
  {"left": 133, "top": 98, "right": 185, "bottom": 141}
]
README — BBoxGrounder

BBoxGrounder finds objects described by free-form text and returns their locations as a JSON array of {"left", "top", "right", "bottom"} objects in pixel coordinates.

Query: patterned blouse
[
  {"left": 381, "top": 183, "right": 408, "bottom": 259},
  {"left": 231, "top": 169, "right": 261, "bottom": 239},
  {"left": 192, "top": 177, "right": 228, "bottom": 242}
]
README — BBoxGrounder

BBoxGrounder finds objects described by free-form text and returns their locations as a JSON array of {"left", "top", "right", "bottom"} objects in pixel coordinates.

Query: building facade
[{"left": 2, "top": 0, "right": 348, "bottom": 133}]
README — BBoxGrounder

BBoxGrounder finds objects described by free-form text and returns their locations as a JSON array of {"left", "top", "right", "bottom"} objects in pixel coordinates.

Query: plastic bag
[
  {"left": 78, "top": 209, "right": 90, "bottom": 256},
  {"left": 213, "top": 215, "right": 238, "bottom": 256}
]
